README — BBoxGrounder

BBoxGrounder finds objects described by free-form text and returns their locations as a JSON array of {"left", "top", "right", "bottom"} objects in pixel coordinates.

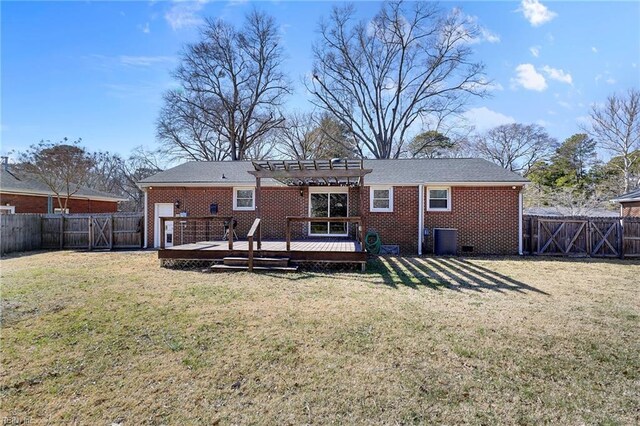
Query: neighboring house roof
[
  {"left": 611, "top": 188, "right": 640, "bottom": 203},
  {"left": 525, "top": 207, "right": 619, "bottom": 218},
  {"left": 0, "top": 169, "right": 127, "bottom": 202},
  {"left": 137, "top": 158, "right": 529, "bottom": 187}
]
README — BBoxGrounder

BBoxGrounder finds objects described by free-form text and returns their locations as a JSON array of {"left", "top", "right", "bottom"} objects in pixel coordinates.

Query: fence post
[
  {"left": 620, "top": 218, "right": 625, "bottom": 259},
  {"left": 59, "top": 215, "right": 64, "bottom": 250},
  {"left": 88, "top": 216, "right": 93, "bottom": 251},
  {"left": 536, "top": 219, "right": 541, "bottom": 255},
  {"left": 586, "top": 219, "right": 592, "bottom": 257},
  {"left": 109, "top": 215, "right": 114, "bottom": 250}
]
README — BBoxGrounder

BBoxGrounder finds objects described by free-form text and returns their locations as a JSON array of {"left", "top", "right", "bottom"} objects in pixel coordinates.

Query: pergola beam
[{"left": 248, "top": 169, "right": 372, "bottom": 179}]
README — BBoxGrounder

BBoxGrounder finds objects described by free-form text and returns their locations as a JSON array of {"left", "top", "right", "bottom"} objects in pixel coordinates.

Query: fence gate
[
  {"left": 91, "top": 216, "right": 113, "bottom": 249},
  {"left": 589, "top": 220, "right": 620, "bottom": 257},
  {"left": 537, "top": 219, "right": 588, "bottom": 256}
]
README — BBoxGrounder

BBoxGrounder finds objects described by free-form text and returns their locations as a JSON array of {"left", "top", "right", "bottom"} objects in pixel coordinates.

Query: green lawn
[{"left": 1, "top": 251, "right": 638, "bottom": 424}]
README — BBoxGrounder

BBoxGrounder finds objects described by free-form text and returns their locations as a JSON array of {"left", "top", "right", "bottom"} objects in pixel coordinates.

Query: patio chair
[{"left": 223, "top": 219, "right": 239, "bottom": 241}]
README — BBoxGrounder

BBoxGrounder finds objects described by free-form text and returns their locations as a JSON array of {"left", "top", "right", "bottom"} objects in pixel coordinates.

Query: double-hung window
[
  {"left": 427, "top": 187, "right": 451, "bottom": 211},
  {"left": 370, "top": 186, "right": 393, "bottom": 212},
  {"left": 233, "top": 188, "right": 255, "bottom": 210}
]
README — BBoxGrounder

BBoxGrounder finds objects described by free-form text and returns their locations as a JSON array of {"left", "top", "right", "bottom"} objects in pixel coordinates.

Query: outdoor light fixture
[
  {"left": 175, "top": 200, "right": 181, "bottom": 209},
  {"left": 300, "top": 188, "right": 304, "bottom": 197}
]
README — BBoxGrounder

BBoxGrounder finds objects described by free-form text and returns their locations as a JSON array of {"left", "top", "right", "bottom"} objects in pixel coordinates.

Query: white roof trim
[{"left": 612, "top": 197, "right": 640, "bottom": 203}]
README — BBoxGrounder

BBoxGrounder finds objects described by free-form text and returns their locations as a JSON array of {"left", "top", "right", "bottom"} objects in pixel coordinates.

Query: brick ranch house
[
  {"left": 138, "top": 158, "right": 528, "bottom": 255},
  {"left": 612, "top": 188, "right": 640, "bottom": 217},
  {"left": 0, "top": 163, "right": 126, "bottom": 214}
]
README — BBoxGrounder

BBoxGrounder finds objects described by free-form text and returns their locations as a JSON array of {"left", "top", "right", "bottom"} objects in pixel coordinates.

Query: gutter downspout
[
  {"left": 518, "top": 187, "right": 523, "bottom": 255},
  {"left": 143, "top": 188, "right": 148, "bottom": 249},
  {"left": 418, "top": 184, "right": 424, "bottom": 255}
]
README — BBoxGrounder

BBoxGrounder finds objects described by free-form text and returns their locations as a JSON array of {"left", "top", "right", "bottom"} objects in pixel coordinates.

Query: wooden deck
[{"left": 158, "top": 239, "right": 367, "bottom": 264}]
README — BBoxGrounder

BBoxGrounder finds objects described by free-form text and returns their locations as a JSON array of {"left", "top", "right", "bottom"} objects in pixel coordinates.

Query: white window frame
[
  {"left": 54, "top": 207, "right": 70, "bottom": 214},
  {"left": 233, "top": 187, "right": 255, "bottom": 211},
  {"left": 369, "top": 186, "right": 393, "bottom": 212},
  {"left": 308, "top": 187, "right": 349, "bottom": 237},
  {"left": 0, "top": 205, "right": 15, "bottom": 214},
  {"left": 426, "top": 186, "right": 451, "bottom": 212}
]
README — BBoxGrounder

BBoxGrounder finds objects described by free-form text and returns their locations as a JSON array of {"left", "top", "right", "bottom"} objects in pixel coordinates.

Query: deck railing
[
  {"left": 159, "top": 216, "right": 233, "bottom": 250},
  {"left": 285, "top": 216, "right": 365, "bottom": 252},
  {"left": 247, "top": 218, "right": 262, "bottom": 272}
]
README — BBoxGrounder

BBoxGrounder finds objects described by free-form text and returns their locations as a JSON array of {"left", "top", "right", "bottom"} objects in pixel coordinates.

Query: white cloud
[
  {"left": 606, "top": 77, "right": 617, "bottom": 85},
  {"left": 463, "top": 107, "right": 515, "bottom": 132},
  {"left": 450, "top": 9, "right": 500, "bottom": 44},
  {"left": 557, "top": 100, "right": 572, "bottom": 109},
  {"left": 591, "top": 46, "right": 598, "bottom": 53},
  {"left": 520, "top": 0, "right": 557, "bottom": 27},
  {"left": 511, "top": 63, "right": 547, "bottom": 91},
  {"left": 541, "top": 65, "right": 573, "bottom": 85},
  {"left": 633, "top": 63, "right": 638, "bottom": 68},
  {"left": 529, "top": 45, "right": 541, "bottom": 57},
  {"left": 165, "top": 0, "right": 208, "bottom": 30},
  {"left": 478, "top": 27, "right": 500, "bottom": 44},
  {"left": 119, "top": 55, "right": 175, "bottom": 67},
  {"left": 142, "top": 22, "right": 150, "bottom": 34}
]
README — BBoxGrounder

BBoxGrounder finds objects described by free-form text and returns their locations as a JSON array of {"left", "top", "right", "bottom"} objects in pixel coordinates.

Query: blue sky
[{"left": 2, "top": 0, "right": 639, "bottom": 160}]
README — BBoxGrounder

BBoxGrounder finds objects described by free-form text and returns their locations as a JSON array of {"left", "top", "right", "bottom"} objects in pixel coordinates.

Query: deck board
[
  {"left": 159, "top": 239, "right": 366, "bottom": 263},
  {"left": 165, "top": 240, "right": 361, "bottom": 252}
]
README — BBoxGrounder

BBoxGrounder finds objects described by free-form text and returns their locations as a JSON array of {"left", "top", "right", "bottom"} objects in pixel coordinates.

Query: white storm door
[{"left": 154, "top": 203, "right": 174, "bottom": 248}]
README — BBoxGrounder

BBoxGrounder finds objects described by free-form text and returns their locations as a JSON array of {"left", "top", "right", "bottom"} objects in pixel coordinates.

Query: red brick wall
[
  {"left": 423, "top": 186, "right": 520, "bottom": 255},
  {"left": 0, "top": 192, "right": 118, "bottom": 214},
  {"left": 621, "top": 201, "right": 640, "bottom": 217},
  {"left": 147, "top": 187, "right": 311, "bottom": 247},
  {"left": 146, "top": 185, "right": 521, "bottom": 254},
  {"left": 363, "top": 186, "right": 419, "bottom": 254}
]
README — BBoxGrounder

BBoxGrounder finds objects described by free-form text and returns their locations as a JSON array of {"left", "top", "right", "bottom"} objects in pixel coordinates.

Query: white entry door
[{"left": 154, "top": 203, "right": 174, "bottom": 248}]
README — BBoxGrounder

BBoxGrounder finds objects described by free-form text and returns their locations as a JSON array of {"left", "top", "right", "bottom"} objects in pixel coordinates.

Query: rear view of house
[{"left": 138, "top": 158, "right": 528, "bottom": 257}]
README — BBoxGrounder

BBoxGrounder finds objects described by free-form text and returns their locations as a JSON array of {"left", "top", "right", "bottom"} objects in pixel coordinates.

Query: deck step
[
  {"left": 223, "top": 256, "right": 290, "bottom": 268},
  {"left": 211, "top": 264, "right": 298, "bottom": 272}
]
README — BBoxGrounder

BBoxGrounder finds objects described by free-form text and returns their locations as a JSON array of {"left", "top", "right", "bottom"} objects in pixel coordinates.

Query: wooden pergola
[
  {"left": 249, "top": 159, "right": 372, "bottom": 216},
  {"left": 248, "top": 159, "right": 373, "bottom": 253}
]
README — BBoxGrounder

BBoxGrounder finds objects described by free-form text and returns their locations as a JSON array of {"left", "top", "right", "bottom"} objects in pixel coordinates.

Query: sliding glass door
[{"left": 309, "top": 191, "right": 348, "bottom": 236}]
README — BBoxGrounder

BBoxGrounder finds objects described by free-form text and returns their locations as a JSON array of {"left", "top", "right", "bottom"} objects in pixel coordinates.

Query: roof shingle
[{"left": 137, "top": 158, "right": 528, "bottom": 186}]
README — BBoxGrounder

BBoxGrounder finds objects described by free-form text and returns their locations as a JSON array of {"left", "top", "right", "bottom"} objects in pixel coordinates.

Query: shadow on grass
[{"left": 367, "top": 256, "right": 549, "bottom": 295}]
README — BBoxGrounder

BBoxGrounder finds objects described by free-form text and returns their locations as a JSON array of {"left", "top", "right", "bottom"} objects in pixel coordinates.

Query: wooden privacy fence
[
  {"left": 2, "top": 213, "right": 144, "bottom": 255},
  {"left": 1, "top": 214, "right": 42, "bottom": 255},
  {"left": 523, "top": 215, "right": 640, "bottom": 258}
]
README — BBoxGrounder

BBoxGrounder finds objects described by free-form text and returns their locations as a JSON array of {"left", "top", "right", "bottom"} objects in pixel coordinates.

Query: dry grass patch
[{"left": 1, "top": 251, "right": 638, "bottom": 424}]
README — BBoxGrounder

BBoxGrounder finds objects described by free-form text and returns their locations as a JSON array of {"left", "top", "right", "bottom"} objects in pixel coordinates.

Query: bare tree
[
  {"left": 157, "top": 90, "right": 230, "bottom": 161},
  {"left": 275, "top": 112, "right": 358, "bottom": 159},
  {"left": 274, "top": 112, "right": 322, "bottom": 160},
  {"left": 159, "top": 10, "right": 290, "bottom": 161},
  {"left": 86, "top": 151, "right": 125, "bottom": 194},
  {"left": 119, "top": 147, "right": 171, "bottom": 211},
  {"left": 472, "top": 123, "right": 557, "bottom": 176},
  {"left": 307, "top": 1, "right": 486, "bottom": 159},
  {"left": 18, "top": 138, "right": 97, "bottom": 211},
  {"left": 587, "top": 88, "right": 640, "bottom": 193}
]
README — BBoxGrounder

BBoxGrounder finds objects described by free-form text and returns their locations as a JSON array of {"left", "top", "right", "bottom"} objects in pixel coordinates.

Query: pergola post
[{"left": 255, "top": 177, "right": 261, "bottom": 218}]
